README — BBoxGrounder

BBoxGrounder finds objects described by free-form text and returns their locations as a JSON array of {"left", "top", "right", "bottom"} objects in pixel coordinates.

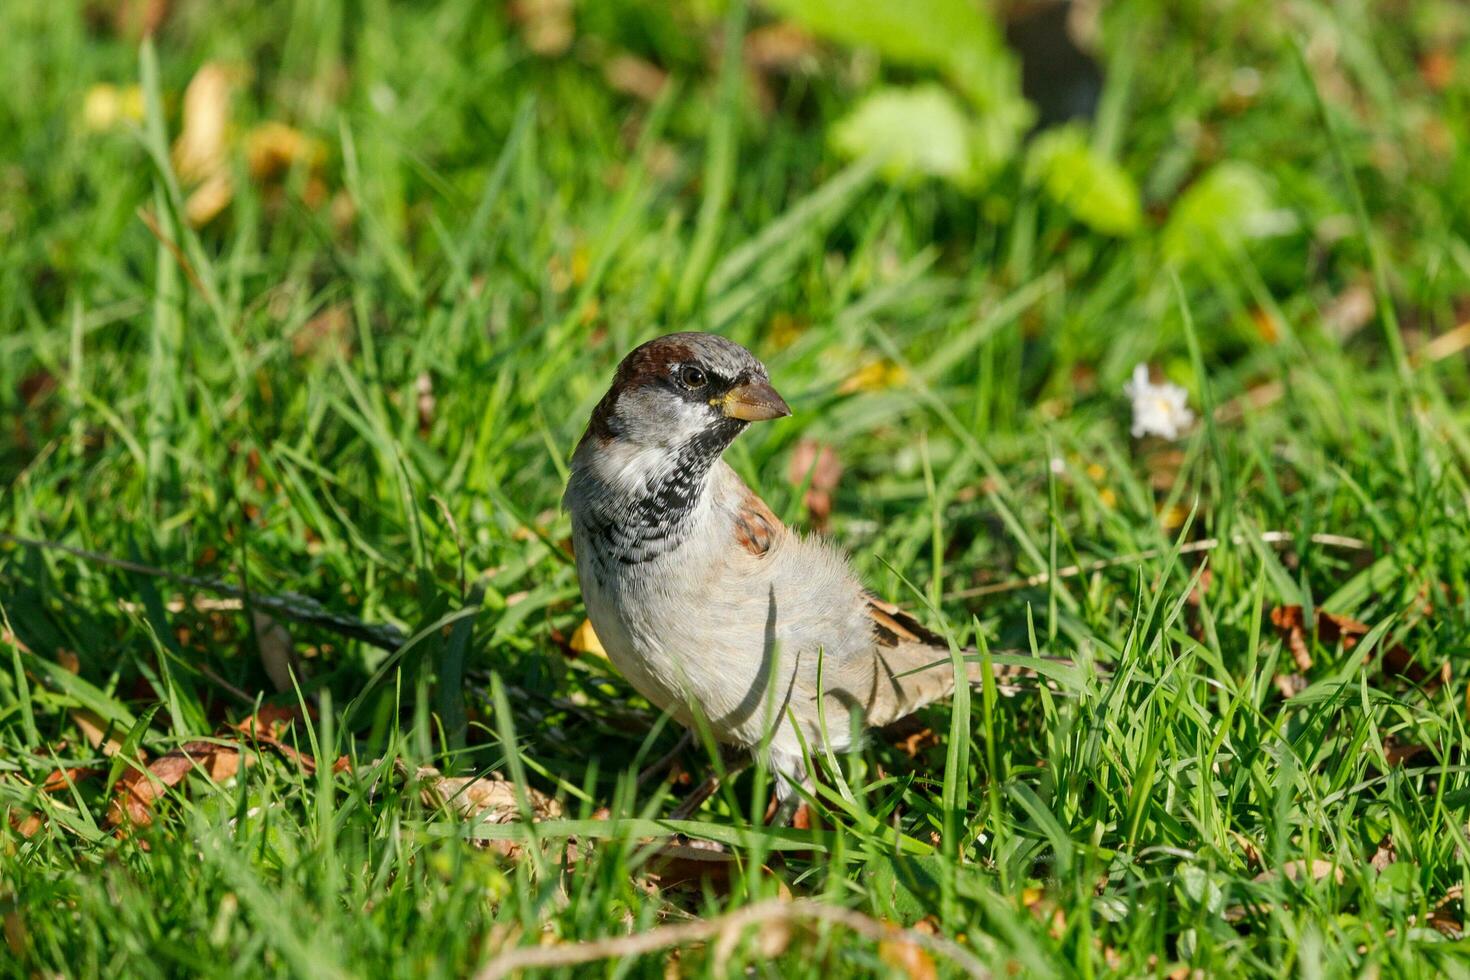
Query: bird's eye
[{"left": 678, "top": 364, "right": 708, "bottom": 389}]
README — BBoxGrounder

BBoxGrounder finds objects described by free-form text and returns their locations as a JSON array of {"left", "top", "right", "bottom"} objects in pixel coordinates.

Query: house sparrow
[{"left": 564, "top": 332, "right": 1053, "bottom": 806}]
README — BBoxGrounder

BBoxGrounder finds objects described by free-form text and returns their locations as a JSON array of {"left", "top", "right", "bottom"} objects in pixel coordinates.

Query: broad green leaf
[
  {"left": 1024, "top": 125, "right": 1141, "bottom": 236},
  {"left": 831, "top": 85, "right": 980, "bottom": 188},
  {"left": 1163, "top": 161, "right": 1297, "bottom": 264},
  {"left": 767, "top": 0, "right": 1032, "bottom": 182}
]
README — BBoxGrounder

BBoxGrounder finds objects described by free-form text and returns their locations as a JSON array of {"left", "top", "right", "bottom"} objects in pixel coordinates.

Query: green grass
[{"left": 5, "top": 0, "right": 1470, "bottom": 975}]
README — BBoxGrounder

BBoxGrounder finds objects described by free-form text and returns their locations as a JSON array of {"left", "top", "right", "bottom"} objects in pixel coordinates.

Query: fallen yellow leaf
[
  {"left": 173, "top": 62, "right": 237, "bottom": 183},
  {"left": 81, "top": 83, "right": 145, "bottom": 132},
  {"left": 838, "top": 359, "right": 906, "bottom": 394},
  {"left": 569, "top": 618, "right": 606, "bottom": 658},
  {"left": 184, "top": 171, "right": 233, "bottom": 226}
]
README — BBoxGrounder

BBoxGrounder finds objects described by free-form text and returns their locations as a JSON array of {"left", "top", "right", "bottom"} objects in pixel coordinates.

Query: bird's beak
[{"left": 718, "top": 380, "right": 791, "bottom": 422}]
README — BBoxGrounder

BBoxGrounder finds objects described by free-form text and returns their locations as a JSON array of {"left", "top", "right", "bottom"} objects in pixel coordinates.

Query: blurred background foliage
[{"left": 6, "top": 0, "right": 1469, "bottom": 363}]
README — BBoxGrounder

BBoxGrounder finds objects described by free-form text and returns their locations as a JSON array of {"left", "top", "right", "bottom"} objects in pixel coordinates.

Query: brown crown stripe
[{"left": 585, "top": 339, "right": 697, "bottom": 443}]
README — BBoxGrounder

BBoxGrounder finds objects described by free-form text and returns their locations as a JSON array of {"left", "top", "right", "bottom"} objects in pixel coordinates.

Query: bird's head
[{"left": 582, "top": 332, "right": 790, "bottom": 454}]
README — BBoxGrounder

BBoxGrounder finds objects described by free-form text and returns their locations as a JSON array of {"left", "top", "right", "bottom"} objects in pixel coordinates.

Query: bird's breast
[{"left": 573, "top": 515, "right": 787, "bottom": 741}]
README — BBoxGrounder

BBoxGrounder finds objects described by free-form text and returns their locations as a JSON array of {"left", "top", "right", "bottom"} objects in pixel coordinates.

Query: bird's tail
[{"left": 868, "top": 645, "right": 1086, "bottom": 729}]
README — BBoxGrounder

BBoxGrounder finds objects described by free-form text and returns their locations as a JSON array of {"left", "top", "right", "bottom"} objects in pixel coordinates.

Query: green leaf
[
  {"left": 831, "top": 85, "right": 980, "bottom": 188},
  {"left": 1024, "top": 125, "right": 1141, "bottom": 236},
  {"left": 768, "top": 0, "right": 1032, "bottom": 184},
  {"left": 1162, "top": 162, "right": 1297, "bottom": 264}
]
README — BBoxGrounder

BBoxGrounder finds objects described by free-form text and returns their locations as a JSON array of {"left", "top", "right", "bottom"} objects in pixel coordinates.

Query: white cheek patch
[{"left": 618, "top": 388, "right": 717, "bottom": 449}]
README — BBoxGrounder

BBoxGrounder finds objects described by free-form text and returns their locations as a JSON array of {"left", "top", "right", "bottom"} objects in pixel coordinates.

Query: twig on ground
[
  {"left": 636, "top": 729, "right": 693, "bottom": 788},
  {"left": 0, "top": 533, "right": 408, "bottom": 651},
  {"left": 136, "top": 207, "right": 210, "bottom": 301},
  {"left": 946, "top": 531, "right": 1369, "bottom": 600},
  {"left": 474, "top": 897, "right": 988, "bottom": 979}
]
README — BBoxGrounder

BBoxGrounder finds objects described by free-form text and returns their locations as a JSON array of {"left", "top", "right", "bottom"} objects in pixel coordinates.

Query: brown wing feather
[
  {"left": 734, "top": 488, "right": 782, "bottom": 557},
  {"left": 865, "top": 594, "right": 947, "bottom": 648}
]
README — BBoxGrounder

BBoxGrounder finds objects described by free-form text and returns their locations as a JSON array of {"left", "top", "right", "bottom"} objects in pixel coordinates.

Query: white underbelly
[
  {"left": 584, "top": 589, "right": 685, "bottom": 719},
  {"left": 580, "top": 560, "right": 784, "bottom": 746}
]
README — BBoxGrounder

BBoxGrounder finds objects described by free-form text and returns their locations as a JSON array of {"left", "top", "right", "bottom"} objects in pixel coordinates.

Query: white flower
[{"left": 1123, "top": 364, "right": 1195, "bottom": 439}]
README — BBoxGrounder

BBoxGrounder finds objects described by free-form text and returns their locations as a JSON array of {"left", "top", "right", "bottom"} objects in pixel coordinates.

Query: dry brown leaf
[
  {"left": 175, "top": 65, "right": 326, "bottom": 226},
  {"left": 787, "top": 439, "right": 843, "bottom": 529},
  {"left": 1319, "top": 610, "right": 1371, "bottom": 647},
  {"left": 232, "top": 705, "right": 342, "bottom": 774},
  {"left": 1370, "top": 834, "right": 1396, "bottom": 872},
  {"left": 400, "top": 761, "right": 561, "bottom": 823},
  {"left": 744, "top": 22, "right": 819, "bottom": 73},
  {"left": 71, "top": 708, "right": 125, "bottom": 757},
  {"left": 173, "top": 63, "right": 236, "bottom": 185},
  {"left": 1273, "top": 673, "right": 1307, "bottom": 698},
  {"left": 1428, "top": 884, "right": 1464, "bottom": 938},
  {"left": 1420, "top": 49, "right": 1456, "bottom": 91},
  {"left": 3, "top": 905, "right": 27, "bottom": 957},
  {"left": 415, "top": 371, "right": 435, "bottom": 437},
  {"left": 1229, "top": 830, "right": 1263, "bottom": 869},
  {"left": 396, "top": 761, "right": 559, "bottom": 857},
  {"left": 509, "top": 0, "right": 573, "bottom": 56},
  {"left": 12, "top": 764, "right": 94, "bottom": 837},
  {"left": 234, "top": 703, "right": 302, "bottom": 740},
  {"left": 1420, "top": 321, "right": 1470, "bottom": 363},
  {"left": 184, "top": 171, "right": 234, "bottom": 227},
  {"left": 1269, "top": 605, "right": 1314, "bottom": 671},
  {"left": 244, "top": 121, "right": 326, "bottom": 181},
  {"left": 1270, "top": 605, "right": 1374, "bottom": 673},
  {"left": 1254, "top": 859, "right": 1343, "bottom": 885},
  {"left": 894, "top": 726, "right": 938, "bottom": 759},
  {"left": 603, "top": 55, "right": 668, "bottom": 102},
  {"left": 105, "top": 0, "right": 170, "bottom": 37},
  {"left": 10, "top": 811, "right": 45, "bottom": 839},
  {"left": 40, "top": 767, "right": 99, "bottom": 792},
  {"left": 292, "top": 303, "right": 353, "bottom": 359},
  {"left": 642, "top": 842, "right": 741, "bottom": 892},
  {"left": 1382, "top": 739, "right": 1430, "bottom": 768},
  {"left": 879, "top": 935, "right": 938, "bottom": 980},
  {"left": 1380, "top": 642, "right": 1440, "bottom": 689},
  {"left": 109, "top": 740, "right": 241, "bottom": 827},
  {"left": 789, "top": 801, "right": 816, "bottom": 832},
  {"left": 432, "top": 775, "right": 560, "bottom": 823}
]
